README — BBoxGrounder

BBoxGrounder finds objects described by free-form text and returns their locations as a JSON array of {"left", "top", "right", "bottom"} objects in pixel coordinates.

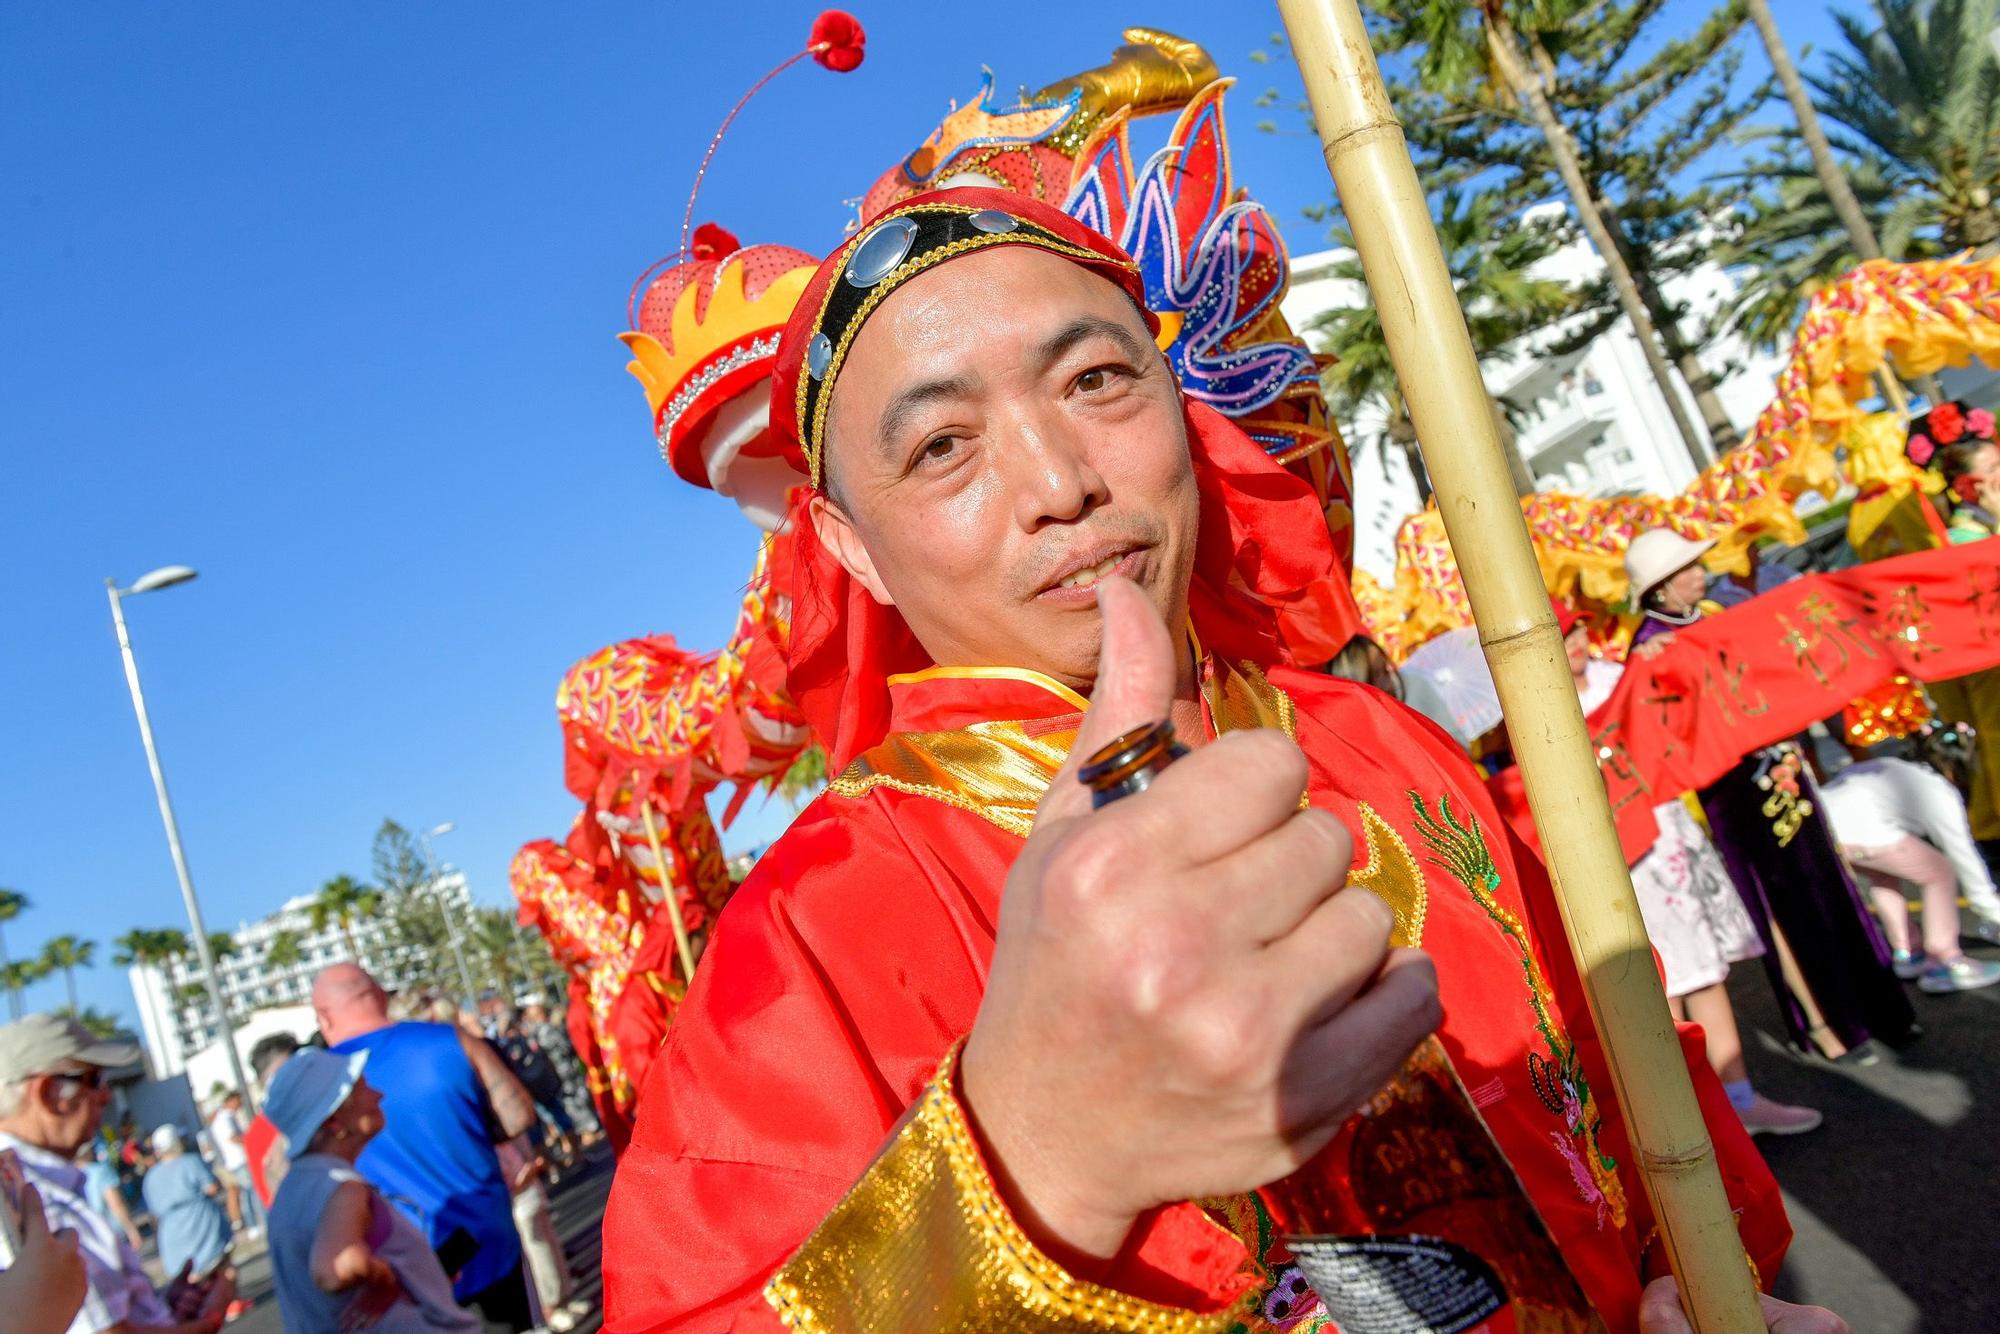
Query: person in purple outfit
[{"left": 1624, "top": 529, "right": 1915, "bottom": 1065}]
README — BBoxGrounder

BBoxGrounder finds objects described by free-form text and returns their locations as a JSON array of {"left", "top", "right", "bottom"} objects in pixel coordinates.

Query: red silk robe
[{"left": 602, "top": 663, "right": 1788, "bottom": 1331}]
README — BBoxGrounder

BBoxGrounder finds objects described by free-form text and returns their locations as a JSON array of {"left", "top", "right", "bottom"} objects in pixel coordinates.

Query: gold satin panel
[
  {"left": 826, "top": 659, "right": 1298, "bottom": 837},
  {"left": 765, "top": 1048, "right": 1245, "bottom": 1333},
  {"left": 828, "top": 720, "right": 1076, "bottom": 838}
]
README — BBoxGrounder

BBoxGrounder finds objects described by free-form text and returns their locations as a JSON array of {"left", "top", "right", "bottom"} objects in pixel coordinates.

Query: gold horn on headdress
[{"left": 1030, "top": 28, "right": 1219, "bottom": 154}]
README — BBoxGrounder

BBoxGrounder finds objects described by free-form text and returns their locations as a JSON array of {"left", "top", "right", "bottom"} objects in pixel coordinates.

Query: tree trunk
[
  {"left": 1745, "top": 0, "right": 1881, "bottom": 262},
  {"left": 62, "top": 966, "right": 77, "bottom": 1014},
  {"left": 1612, "top": 236, "right": 1743, "bottom": 453},
  {"left": 1486, "top": 14, "right": 1712, "bottom": 472},
  {"left": 1490, "top": 397, "right": 1536, "bottom": 495},
  {"left": 0, "top": 925, "right": 15, "bottom": 1023}
]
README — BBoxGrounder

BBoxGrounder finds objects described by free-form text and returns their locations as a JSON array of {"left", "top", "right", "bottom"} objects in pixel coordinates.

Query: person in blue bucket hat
[{"left": 263, "top": 1049, "right": 477, "bottom": 1333}]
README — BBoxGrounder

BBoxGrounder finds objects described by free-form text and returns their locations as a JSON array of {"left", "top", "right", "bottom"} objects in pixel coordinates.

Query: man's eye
[
  {"left": 918, "top": 436, "right": 959, "bottom": 464},
  {"left": 1076, "top": 367, "right": 1117, "bottom": 393}
]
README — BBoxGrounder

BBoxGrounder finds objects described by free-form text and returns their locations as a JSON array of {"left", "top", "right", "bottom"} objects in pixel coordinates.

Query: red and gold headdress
[
  {"left": 615, "top": 10, "right": 865, "bottom": 521},
  {"left": 766, "top": 186, "right": 1351, "bottom": 769}
]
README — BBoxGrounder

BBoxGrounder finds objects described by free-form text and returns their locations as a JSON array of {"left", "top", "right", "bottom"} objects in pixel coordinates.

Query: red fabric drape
[{"left": 1492, "top": 539, "right": 2000, "bottom": 859}]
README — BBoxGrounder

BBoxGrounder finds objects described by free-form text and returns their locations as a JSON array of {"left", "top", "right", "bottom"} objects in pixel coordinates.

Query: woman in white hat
[
  {"left": 264, "top": 1049, "right": 478, "bottom": 1333},
  {"left": 1624, "top": 527, "right": 1721, "bottom": 653},
  {"left": 1620, "top": 527, "right": 1917, "bottom": 1075}
]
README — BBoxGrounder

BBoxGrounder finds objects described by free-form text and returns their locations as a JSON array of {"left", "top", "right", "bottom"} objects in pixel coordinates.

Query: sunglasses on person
[{"left": 45, "top": 1066, "right": 105, "bottom": 1098}]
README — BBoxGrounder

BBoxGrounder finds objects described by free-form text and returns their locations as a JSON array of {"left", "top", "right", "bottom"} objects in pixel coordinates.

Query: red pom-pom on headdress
[
  {"left": 689, "top": 223, "right": 740, "bottom": 261},
  {"left": 809, "top": 10, "right": 866, "bottom": 72}
]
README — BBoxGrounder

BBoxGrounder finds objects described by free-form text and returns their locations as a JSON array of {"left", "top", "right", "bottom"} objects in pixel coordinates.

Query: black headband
[{"left": 792, "top": 201, "right": 1134, "bottom": 487}]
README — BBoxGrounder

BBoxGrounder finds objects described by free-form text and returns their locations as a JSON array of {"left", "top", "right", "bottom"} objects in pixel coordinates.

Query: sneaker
[
  {"left": 1737, "top": 1094, "right": 1824, "bottom": 1136},
  {"left": 1918, "top": 954, "right": 2000, "bottom": 993},
  {"left": 1891, "top": 948, "right": 1926, "bottom": 980}
]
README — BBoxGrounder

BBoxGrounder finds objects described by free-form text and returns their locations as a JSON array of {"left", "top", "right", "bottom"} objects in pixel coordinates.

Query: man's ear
[{"left": 809, "top": 492, "right": 896, "bottom": 606}]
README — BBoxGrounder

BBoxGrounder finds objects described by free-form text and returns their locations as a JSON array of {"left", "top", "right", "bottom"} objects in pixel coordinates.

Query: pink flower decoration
[
  {"left": 1909, "top": 433, "right": 1936, "bottom": 465},
  {"left": 1970, "top": 408, "right": 1996, "bottom": 439}
]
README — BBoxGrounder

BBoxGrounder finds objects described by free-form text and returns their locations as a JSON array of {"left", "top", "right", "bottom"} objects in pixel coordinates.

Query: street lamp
[
  {"left": 420, "top": 822, "right": 478, "bottom": 1004},
  {"left": 105, "top": 567, "right": 254, "bottom": 1109}
]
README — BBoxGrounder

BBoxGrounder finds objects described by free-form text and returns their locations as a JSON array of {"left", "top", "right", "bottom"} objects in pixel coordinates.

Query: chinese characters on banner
[{"left": 1491, "top": 540, "right": 2000, "bottom": 862}]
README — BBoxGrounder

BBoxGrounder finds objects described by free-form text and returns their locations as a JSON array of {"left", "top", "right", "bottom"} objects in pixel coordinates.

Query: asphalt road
[
  {"left": 1736, "top": 938, "right": 1999, "bottom": 1331},
  {"left": 213, "top": 951, "right": 1994, "bottom": 1332}
]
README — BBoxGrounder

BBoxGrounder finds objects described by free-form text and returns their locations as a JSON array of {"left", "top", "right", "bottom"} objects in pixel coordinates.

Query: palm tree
[
  {"left": 1312, "top": 190, "right": 1578, "bottom": 498},
  {"left": 154, "top": 926, "right": 190, "bottom": 993},
  {"left": 1813, "top": 0, "right": 2000, "bottom": 251},
  {"left": 39, "top": 935, "right": 95, "bottom": 1014},
  {"left": 267, "top": 928, "right": 304, "bottom": 972},
  {"left": 266, "top": 928, "right": 306, "bottom": 1000},
  {"left": 468, "top": 907, "right": 524, "bottom": 1000},
  {"left": 1368, "top": 0, "right": 1713, "bottom": 470},
  {"left": 0, "top": 889, "right": 29, "bottom": 1021},
  {"left": 113, "top": 928, "right": 168, "bottom": 1049},
  {"left": 312, "top": 875, "right": 381, "bottom": 964},
  {"left": 775, "top": 744, "right": 829, "bottom": 809},
  {"left": 0, "top": 960, "right": 48, "bottom": 1009},
  {"left": 1727, "top": 0, "right": 2000, "bottom": 343}
]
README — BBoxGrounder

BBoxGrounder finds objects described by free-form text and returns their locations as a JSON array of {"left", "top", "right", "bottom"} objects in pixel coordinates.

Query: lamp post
[
  {"left": 420, "top": 822, "right": 478, "bottom": 1005},
  {"left": 105, "top": 567, "right": 254, "bottom": 1109}
]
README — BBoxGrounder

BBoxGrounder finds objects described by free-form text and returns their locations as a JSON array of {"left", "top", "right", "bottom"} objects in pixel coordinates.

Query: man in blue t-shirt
[{"left": 313, "top": 964, "right": 539, "bottom": 1330}]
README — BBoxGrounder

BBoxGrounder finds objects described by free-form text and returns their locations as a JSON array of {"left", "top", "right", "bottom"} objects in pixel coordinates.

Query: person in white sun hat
[
  {"left": 264, "top": 1048, "right": 478, "bottom": 1333},
  {"left": 1623, "top": 526, "right": 1917, "bottom": 1119}
]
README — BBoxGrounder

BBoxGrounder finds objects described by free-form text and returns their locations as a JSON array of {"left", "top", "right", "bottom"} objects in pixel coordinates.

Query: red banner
[{"left": 1492, "top": 539, "right": 2000, "bottom": 861}]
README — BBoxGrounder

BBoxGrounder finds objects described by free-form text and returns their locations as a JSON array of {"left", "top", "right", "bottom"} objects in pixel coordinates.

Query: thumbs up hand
[{"left": 959, "top": 578, "right": 1441, "bottom": 1262}]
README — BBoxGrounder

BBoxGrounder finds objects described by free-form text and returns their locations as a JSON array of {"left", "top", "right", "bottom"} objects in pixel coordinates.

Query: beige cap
[
  {"left": 0, "top": 1013, "right": 141, "bottom": 1084},
  {"left": 1624, "top": 528, "right": 1717, "bottom": 604}
]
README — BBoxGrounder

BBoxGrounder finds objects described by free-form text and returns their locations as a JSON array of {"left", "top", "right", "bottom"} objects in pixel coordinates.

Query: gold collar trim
[{"left": 832, "top": 660, "right": 1293, "bottom": 838}]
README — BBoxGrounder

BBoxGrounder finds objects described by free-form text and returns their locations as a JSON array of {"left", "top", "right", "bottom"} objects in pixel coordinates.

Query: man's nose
[{"left": 1003, "top": 413, "right": 1109, "bottom": 529}]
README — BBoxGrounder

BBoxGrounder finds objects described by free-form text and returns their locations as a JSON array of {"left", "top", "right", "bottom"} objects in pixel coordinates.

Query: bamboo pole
[
  {"left": 1276, "top": 4, "right": 1765, "bottom": 1329},
  {"left": 638, "top": 801, "right": 701, "bottom": 985},
  {"left": 1875, "top": 368, "right": 1910, "bottom": 418}
]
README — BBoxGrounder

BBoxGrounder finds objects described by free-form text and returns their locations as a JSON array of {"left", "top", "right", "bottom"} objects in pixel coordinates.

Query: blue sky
[{"left": 1, "top": 1, "right": 1843, "bottom": 1030}]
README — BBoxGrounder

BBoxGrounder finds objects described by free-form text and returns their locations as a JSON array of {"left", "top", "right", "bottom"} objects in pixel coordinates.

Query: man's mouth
[
  {"left": 1057, "top": 552, "right": 1130, "bottom": 590},
  {"left": 1039, "top": 544, "right": 1147, "bottom": 600}
]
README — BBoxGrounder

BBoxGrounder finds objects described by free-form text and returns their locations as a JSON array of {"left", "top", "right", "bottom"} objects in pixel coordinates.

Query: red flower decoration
[
  {"left": 1930, "top": 402, "right": 1966, "bottom": 444},
  {"left": 809, "top": 10, "right": 865, "bottom": 72},
  {"left": 1908, "top": 432, "right": 1936, "bottom": 465}
]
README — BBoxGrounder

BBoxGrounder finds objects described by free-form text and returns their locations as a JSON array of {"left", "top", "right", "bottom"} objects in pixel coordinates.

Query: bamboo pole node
[{"left": 1640, "top": 1139, "right": 1721, "bottom": 1174}]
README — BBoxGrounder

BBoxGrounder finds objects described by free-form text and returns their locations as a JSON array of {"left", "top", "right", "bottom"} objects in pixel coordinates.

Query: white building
[
  {"left": 128, "top": 872, "right": 473, "bottom": 1077},
  {"left": 1280, "top": 217, "right": 1791, "bottom": 581}
]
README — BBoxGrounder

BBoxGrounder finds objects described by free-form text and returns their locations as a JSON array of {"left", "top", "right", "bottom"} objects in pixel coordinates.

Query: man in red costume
[{"left": 602, "top": 189, "right": 1836, "bottom": 1332}]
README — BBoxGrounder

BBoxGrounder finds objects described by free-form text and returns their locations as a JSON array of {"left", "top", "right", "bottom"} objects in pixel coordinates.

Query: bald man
[{"left": 312, "top": 964, "right": 539, "bottom": 1331}]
